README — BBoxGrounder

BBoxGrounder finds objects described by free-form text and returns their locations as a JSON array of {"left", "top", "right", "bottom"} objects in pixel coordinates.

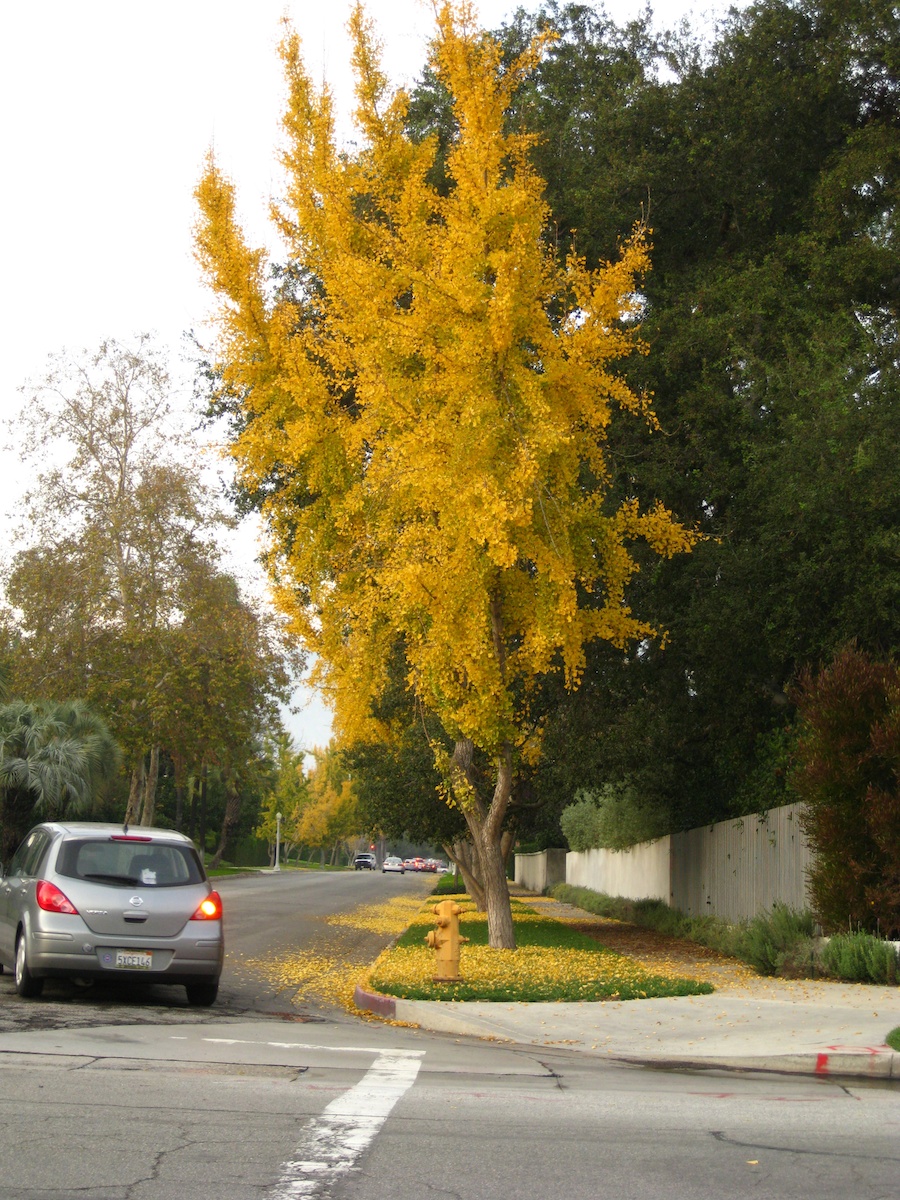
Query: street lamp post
[{"left": 275, "top": 812, "right": 282, "bottom": 872}]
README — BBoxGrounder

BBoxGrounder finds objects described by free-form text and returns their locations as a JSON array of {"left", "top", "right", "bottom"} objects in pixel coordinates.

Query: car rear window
[{"left": 55, "top": 839, "right": 205, "bottom": 888}]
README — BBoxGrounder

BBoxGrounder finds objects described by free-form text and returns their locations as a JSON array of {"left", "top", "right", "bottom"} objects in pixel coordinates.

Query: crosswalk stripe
[{"left": 268, "top": 1051, "right": 423, "bottom": 1198}]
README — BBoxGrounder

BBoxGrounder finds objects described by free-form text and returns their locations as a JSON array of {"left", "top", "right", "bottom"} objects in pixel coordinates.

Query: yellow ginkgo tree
[{"left": 195, "top": 1, "right": 697, "bottom": 948}]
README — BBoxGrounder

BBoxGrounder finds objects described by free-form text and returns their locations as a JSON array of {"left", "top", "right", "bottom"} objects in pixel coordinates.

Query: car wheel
[
  {"left": 15, "top": 931, "right": 44, "bottom": 999},
  {"left": 185, "top": 980, "right": 219, "bottom": 1007}
]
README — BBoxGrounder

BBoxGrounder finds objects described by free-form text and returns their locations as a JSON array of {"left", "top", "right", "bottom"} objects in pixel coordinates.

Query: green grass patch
[
  {"left": 886, "top": 1026, "right": 900, "bottom": 1052},
  {"left": 366, "top": 895, "right": 714, "bottom": 1003},
  {"left": 206, "top": 864, "right": 262, "bottom": 877},
  {"left": 432, "top": 872, "right": 465, "bottom": 895}
]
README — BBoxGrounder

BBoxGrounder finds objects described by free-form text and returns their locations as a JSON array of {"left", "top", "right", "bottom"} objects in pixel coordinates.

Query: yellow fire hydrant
[{"left": 425, "top": 899, "right": 468, "bottom": 982}]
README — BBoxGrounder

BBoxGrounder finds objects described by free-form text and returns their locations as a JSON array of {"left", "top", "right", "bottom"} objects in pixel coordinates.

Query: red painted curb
[{"left": 354, "top": 984, "right": 397, "bottom": 1018}]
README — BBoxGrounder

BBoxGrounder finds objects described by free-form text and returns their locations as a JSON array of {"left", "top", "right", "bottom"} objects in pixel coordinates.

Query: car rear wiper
[{"left": 81, "top": 872, "right": 140, "bottom": 885}]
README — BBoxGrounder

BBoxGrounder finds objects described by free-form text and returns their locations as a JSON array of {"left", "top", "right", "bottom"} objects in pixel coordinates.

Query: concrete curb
[
  {"left": 610, "top": 1051, "right": 900, "bottom": 1080},
  {"left": 353, "top": 985, "right": 900, "bottom": 1081},
  {"left": 354, "top": 984, "right": 398, "bottom": 1019}
]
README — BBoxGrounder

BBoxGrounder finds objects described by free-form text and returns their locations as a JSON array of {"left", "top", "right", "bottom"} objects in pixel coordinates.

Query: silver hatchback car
[{"left": 0, "top": 822, "right": 223, "bottom": 1006}]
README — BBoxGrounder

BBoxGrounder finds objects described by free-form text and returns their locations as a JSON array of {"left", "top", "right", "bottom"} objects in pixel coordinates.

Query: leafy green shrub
[
  {"left": 556, "top": 885, "right": 900, "bottom": 983},
  {"left": 514, "top": 832, "right": 566, "bottom": 855},
  {"left": 551, "top": 883, "right": 744, "bottom": 954},
  {"left": 790, "top": 646, "right": 900, "bottom": 938},
  {"left": 821, "top": 932, "right": 900, "bottom": 984},
  {"left": 560, "top": 783, "right": 670, "bottom": 851},
  {"left": 551, "top": 884, "right": 822, "bottom": 978},
  {"left": 886, "top": 1027, "right": 900, "bottom": 1052},
  {"left": 738, "top": 904, "right": 816, "bottom": 976}
]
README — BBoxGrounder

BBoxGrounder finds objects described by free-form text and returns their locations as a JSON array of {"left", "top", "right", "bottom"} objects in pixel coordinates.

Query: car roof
[{"left": 37, "top": 822, "right": 195, "bottom": 846}]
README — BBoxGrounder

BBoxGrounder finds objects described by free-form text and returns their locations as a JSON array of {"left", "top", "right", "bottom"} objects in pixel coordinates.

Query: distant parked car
[
  {"left": 382, "top": 856, "right": 405, "bottom": 874},
  {"left": 354, "top": 853, "right": 377, "bottom": 870},
  {"left": 0, "top": 822, "right": 223, "bottom": 1006}
]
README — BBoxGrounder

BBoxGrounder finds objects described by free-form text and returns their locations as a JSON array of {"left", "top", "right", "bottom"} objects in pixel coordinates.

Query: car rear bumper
[{"left": 26, "top": 930, "right": 223, "bottom": 982}]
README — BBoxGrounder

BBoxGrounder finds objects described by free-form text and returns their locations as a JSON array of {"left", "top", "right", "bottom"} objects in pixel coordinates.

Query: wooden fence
[{"left": 515, "top": 802, "right": 814, "bottom": 922}]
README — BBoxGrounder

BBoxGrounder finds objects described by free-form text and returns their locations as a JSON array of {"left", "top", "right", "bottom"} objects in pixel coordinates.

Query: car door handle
[{"left": 123, "top": 913, "right": 148, "bottom": 923}]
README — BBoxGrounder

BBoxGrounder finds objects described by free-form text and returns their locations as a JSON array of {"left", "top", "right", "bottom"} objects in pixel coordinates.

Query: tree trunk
[
  {"left": 451, "top": 737, "right": 516, "bottom": 948},
  {"left": 173, "top": 752, "right": 187, "bottom": 832},
  {"left": 209, "top": 775, "right": 240, "bottom": 869},
  {"left": 475, "top": 823, "right": 515, "bottom": 948},
  {"left": 443, "top": 839, "right": 486, "bottom": 909},
  {"left": 124, "top": 754, "right": 146, "bottom": 826},
  {"left": 188, "top": 774, "right": 198, "bottom": 839},
  {"left": 140, "top": 744, "right": 160, "bottom": 827},
  {"left": 198, "top": 765, "right": 208, "bottom": 864}
]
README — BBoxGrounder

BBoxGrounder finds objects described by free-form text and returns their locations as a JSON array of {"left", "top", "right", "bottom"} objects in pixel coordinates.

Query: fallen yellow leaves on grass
[{"left": 367, "top": 942, "right": 684, "bottom": 999}]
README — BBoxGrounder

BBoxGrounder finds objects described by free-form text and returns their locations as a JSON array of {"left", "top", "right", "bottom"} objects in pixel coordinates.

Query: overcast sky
[{"left": 0, "top": 0, "right": 737, "bottom": 749}]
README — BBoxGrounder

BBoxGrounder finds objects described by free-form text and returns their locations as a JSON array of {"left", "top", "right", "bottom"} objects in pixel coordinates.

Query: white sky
[{"left": 0, "top": 0, "right": 736, "bottom": 750}]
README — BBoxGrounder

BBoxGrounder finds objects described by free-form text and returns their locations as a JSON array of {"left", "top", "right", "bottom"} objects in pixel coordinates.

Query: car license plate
[{"left": 115, "top": 950, "right": 153, "bottom": 970}]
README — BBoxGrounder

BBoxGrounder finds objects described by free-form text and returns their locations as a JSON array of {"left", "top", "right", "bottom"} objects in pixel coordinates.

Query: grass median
[{"left": 365, "top": 894, "right": 715, "bottom": 1003}]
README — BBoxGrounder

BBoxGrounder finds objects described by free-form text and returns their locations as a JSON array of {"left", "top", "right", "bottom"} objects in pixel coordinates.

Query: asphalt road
[
  {"left": 0, "top": 867, "right": 435, "bottom": 1031},
  {"left": 0, "top": 870, "right": 896, "bottom": 1200},
  {"left": 214, "top": 867, "right": 437, "bottom": 1016}
]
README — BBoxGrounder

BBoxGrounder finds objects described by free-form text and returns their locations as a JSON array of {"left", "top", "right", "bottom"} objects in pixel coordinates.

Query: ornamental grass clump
[{"left": 365, "top": 895, "right": 713, "bottom": 1002}]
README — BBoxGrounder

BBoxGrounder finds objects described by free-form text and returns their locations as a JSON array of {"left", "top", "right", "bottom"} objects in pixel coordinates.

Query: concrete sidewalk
[
  {"left": 354, "top": 890, "right": 900, "bottom": 1080},
  {"left": 355, "top": 978, "right": 900, "bottom": 1079}
]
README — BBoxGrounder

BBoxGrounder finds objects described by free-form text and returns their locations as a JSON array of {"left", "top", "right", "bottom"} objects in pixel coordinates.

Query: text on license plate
[{"left": 115, "top": 950, "right": 153, "bottom": 970}]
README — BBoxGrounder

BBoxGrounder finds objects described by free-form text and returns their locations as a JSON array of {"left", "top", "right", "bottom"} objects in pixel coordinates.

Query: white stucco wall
[
  {"left": 564, "top": 837, "right": 671, "bottom": 902},
  {"left": 514, "top": 848, "right": 567, "bottom": 892}
]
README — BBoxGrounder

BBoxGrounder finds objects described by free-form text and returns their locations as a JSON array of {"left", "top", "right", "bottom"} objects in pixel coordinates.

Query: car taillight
[
  {"left": 191, "top": 891, "right": 222, "bottom": 920},
  {"left": 36, "top": 881, "right": 79, "bottom": 915}
]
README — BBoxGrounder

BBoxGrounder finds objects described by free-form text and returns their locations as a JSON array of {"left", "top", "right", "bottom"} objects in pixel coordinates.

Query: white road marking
[
  {"left": 267, "top": 1051, "right": 423, "bottom": 1198},
  {"left": 195, "top": 1037, "right": 423, "bottom": 1058}
]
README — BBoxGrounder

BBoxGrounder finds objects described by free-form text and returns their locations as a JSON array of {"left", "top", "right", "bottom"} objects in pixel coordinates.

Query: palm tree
[{"left": 0, "top": 700, "right": 121, "bottom": 860}]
